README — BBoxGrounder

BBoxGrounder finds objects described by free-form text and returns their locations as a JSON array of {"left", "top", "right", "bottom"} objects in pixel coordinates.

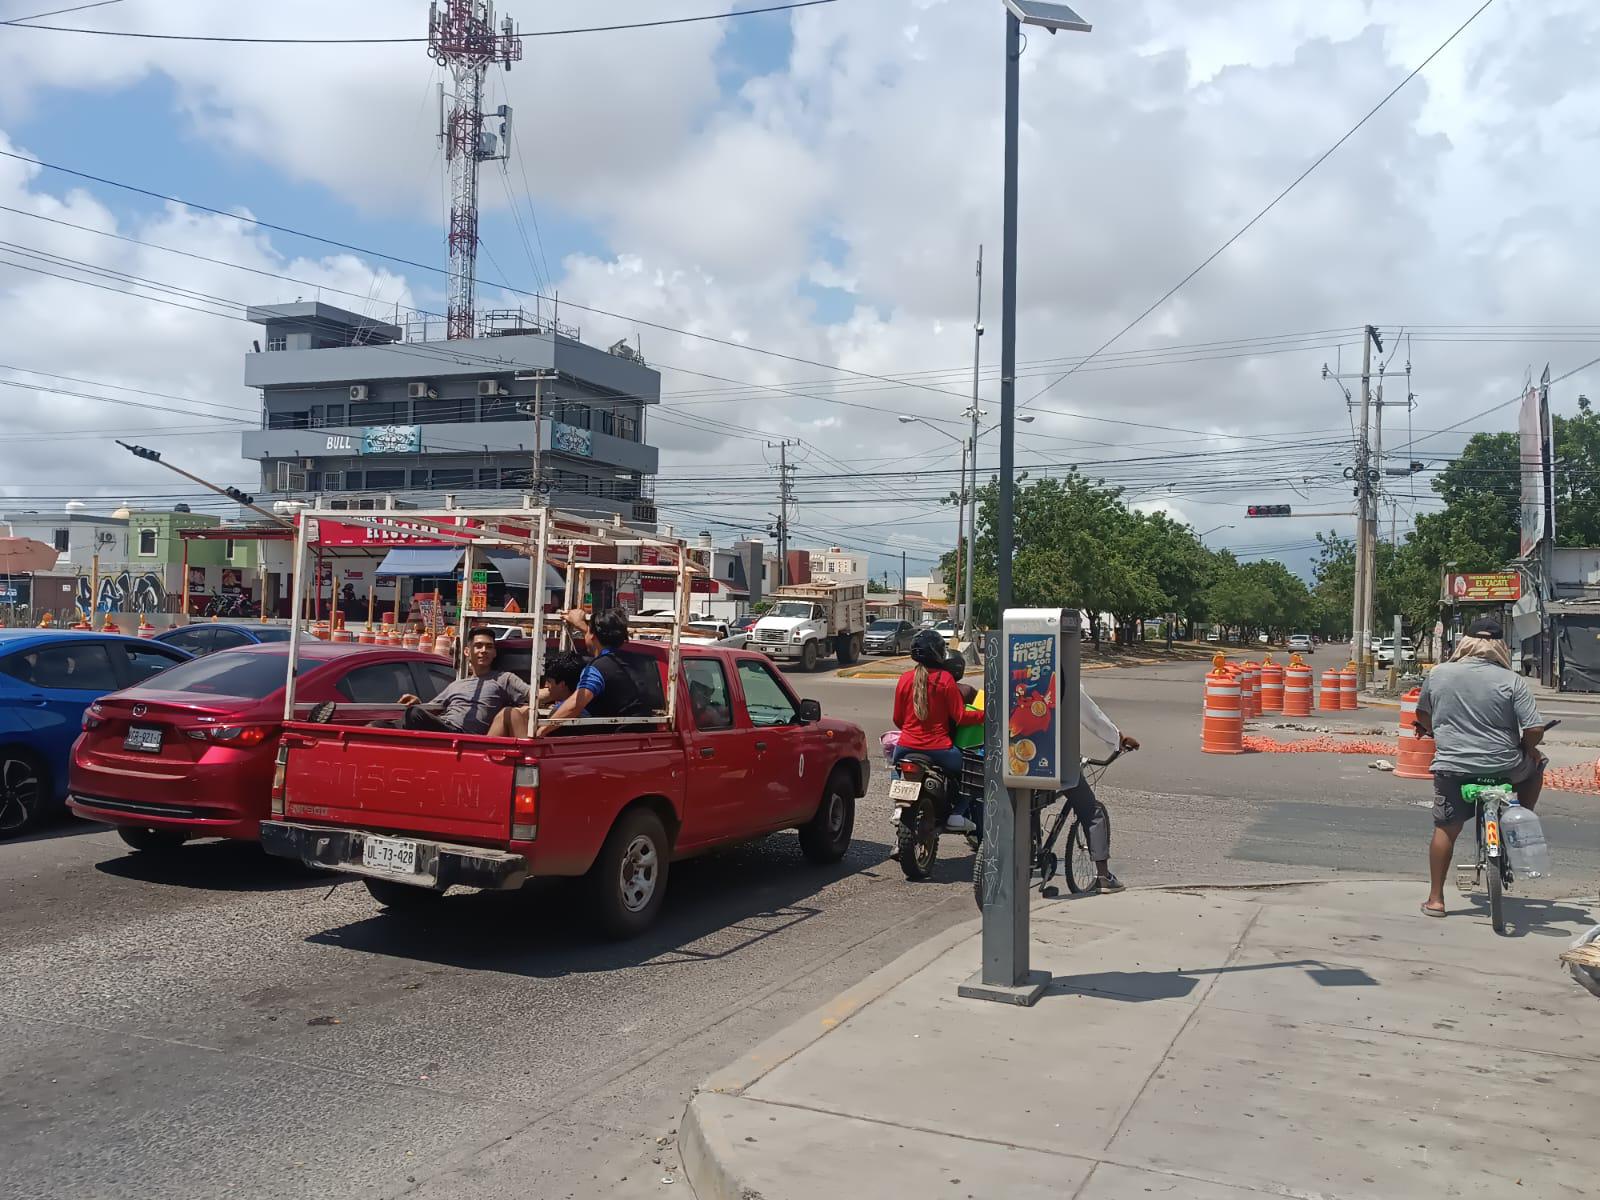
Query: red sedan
[{"left": 69, "top": 643, "right": 454, "bottom": 852}]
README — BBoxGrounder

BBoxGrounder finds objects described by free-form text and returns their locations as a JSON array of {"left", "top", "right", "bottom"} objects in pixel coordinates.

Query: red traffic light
[{"left": 1246, "top": 504, "right": 1291, "bottom": 518}]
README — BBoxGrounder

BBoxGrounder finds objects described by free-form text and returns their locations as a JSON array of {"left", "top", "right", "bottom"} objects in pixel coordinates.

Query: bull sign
[{"left": 1000, "top": 608, "right": 1080, "bottom": 790}]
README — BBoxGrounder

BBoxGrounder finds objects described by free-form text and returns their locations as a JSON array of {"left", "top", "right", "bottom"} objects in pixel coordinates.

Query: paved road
[{"left": 4, "top": 658, "right": 1596, "bottom": 1198}]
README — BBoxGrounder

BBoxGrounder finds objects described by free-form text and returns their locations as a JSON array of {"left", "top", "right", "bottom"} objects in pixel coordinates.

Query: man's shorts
[{"left": 1432, "top": 751, "right": 1546, "bottom": 827}]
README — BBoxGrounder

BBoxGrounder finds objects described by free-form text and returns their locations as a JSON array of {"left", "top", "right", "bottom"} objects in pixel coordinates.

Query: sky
[{"left": 0, "top": 0, "right": 1596, "bottom": 584}]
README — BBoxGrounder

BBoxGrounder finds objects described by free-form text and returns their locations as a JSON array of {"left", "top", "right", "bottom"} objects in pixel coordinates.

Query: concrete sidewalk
[{"left": 683, "top": 880, "right": 1598, "bottom": 1199}]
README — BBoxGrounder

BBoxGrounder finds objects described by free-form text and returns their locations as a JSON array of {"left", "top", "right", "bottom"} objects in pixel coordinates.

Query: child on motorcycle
[{"left": 892, "top": 630, "right": 982, "bottom": 832}]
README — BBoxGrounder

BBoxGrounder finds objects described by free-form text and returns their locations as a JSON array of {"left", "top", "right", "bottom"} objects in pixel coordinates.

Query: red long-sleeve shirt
[{"left": 893, "top": 668, "right": 982, "bottom": 750}]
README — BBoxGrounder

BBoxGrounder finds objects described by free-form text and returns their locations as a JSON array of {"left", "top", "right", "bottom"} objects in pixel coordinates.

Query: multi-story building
[
  {"left": 240, "top": 302, "right": 661, "bottom": 525},
  {"left": 806, "top": 546, "right": 867, "bottom": 584}
]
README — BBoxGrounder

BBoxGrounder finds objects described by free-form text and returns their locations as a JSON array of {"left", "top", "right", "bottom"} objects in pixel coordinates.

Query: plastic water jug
[{"left": 1501, "top": 798, "right": 1552, "bottom": 879}]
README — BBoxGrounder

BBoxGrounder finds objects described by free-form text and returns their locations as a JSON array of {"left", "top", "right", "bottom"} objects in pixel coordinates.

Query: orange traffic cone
[
  {"left": 1202, "top": 655, "right": 1244, "bottom": 755},
  {"left": 1395, "top": 687, "right": 1434, "bottom": 779}
]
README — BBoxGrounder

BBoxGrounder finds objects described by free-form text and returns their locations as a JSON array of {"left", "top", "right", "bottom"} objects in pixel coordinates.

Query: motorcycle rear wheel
[{"left": 897, "top": 826, "right": 937, "bottom": 880}]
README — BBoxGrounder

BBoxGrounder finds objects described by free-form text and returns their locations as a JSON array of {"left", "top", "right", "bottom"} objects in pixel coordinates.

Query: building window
[
  {"left": 364, "top": 469, "right": 405, "bottom": 490},
  {"left": 52, "top": 528, "right": 69, "bottom": 552},
  {"left": 266, "top": 334, "right": 287, "bottom": 352},
  {"left": 343, "top": 470, "right": 363, "bottom": 490},
  {"left": 268, "top": 410, "right": 311, "bottom": 430},
  {"left": 325, "top": 403, "right": 346, "bottom": 427},
  {"left": 225, "top": 539, "right": 237, "bottom": 561},
  {"left": 351, "top": 401, "right": 405, "bottom": 425},
  {"left": 432, "top": 468, "right": 472, "bottom": 491},
  {"left": 137, "top": 529, "right": 157, "bottom": 556},
  {"left": 414, "top": 397, "right": 473, "bottom": 425},
  {"left": 482, "top": 396, "right": 518, "bottom": 423},
  {"left": 616, "top": 415, "right": 637, "bottom": 442},
  {"left": 477, "top": 467, "right": 501, "bottom": 489},
  {"left": 597, "top": 408, "right": 615, "bottom": 436}
]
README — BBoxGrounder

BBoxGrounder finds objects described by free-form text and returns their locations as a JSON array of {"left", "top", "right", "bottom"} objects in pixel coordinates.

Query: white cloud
[{"left": 2, "top": 0, "right": 1600, "bottom": 575}]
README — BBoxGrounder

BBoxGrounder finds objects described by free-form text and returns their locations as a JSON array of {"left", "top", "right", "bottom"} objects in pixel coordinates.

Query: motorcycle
[{"left": 889, "top": 749, "right": 983, "bottom": 881}]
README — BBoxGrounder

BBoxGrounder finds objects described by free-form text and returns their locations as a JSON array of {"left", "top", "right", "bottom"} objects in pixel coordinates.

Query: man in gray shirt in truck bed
[{"left": 399, "top": 627, "right": 530, "bottom": 734}]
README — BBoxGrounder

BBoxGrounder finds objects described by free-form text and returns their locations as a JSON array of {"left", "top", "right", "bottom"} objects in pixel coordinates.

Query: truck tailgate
[{"left": 281, "top": 724, "right": 516, "bottom": 845}]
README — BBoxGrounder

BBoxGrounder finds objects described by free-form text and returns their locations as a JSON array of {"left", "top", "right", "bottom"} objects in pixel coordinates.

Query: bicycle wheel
[
  {"left": 1486, "top": 859, "right": 1505, "bottom": 935},
  {"left": 1063, "top": 802, "right": 1108, "bottom": 895}
]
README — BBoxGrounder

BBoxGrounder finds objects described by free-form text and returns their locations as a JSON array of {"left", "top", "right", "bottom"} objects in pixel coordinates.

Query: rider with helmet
[{"left": 893, "top": 629, "right": 983, "bottom": 832}]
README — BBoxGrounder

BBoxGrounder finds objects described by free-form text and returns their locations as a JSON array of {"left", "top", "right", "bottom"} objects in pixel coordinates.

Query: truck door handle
[
  {"left": 755, "top": 741, "right": 768, "bottom": 751},
  {"left": 699, "top": 747, "right": 715, "bottom": 759}
]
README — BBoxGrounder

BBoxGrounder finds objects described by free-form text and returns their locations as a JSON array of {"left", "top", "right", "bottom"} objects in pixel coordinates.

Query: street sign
[
  {"left": 1000, "top": 608, "right": 1081, "bottom": 790},
  {"left": 1445, "top": 572, "right": 1520, "bottom": 602}
]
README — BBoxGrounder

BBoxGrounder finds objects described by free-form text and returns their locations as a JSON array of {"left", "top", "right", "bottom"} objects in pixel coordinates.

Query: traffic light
[
  {"left": 123, "top": 443, "right": 161, "bottom": 462},
  {"left": 1246, "top": 504, "right": 1292, "bottom": 518},
  {"left": 224, "top": 487, "right": 254, "bottom": 506}
]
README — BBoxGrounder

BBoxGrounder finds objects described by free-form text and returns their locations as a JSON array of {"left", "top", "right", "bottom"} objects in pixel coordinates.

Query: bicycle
[
  {"left": 1457, "top": 779, "right": 1514, "bottom": 936},
  {"left": 1037, "top": 749, "right": 1124, "bottom": 897}
]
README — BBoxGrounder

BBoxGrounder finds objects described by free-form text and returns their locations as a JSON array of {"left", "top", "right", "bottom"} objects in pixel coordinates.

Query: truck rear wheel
[
  {"left": 364, "top": 878, "right": 445, "bottom": 912},
  {"left": 798, "top": 771, "right": 855, "bottom": 864},
  {"left": 835, "top": 633, "right": 861, "bottom": 665},
  {"left": 588, "top": 807, "right": 670, "bottom": 939},
  {"left": 801, "top": 640, "right": 820, "bottom": 672}
]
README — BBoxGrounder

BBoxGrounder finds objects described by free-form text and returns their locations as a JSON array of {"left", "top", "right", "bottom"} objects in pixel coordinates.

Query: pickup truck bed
[{"left": 261, "top": 644, "right": 869, "bottom": 937}]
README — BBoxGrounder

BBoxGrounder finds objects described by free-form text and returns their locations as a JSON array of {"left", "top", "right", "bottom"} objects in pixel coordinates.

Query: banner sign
[
  {"left": 1519, "top": 382, "right": 1544, "bottom": 558},
  {"left": 552, "top": 421, "right": 593, "bottom": 458},
  {"left": 1445, "top": 572, "right": 1521, "bottom": 602},
  {"left": 362, "top": 425, "right": 421, "bottom": 455},
  {"left": 1001, "top": 608, "right": 1080, "bottom": 790}
]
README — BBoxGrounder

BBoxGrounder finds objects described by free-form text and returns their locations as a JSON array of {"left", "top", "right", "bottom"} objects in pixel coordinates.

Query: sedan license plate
[
  {"left": 889, "top": 778, "right": 921, "bottom": 802},
  {"left": 361, "top": 835, "right": 419, "bottom": 875},
  {"left": 123, "top": 726, "right": 162, "bottom": 753}
]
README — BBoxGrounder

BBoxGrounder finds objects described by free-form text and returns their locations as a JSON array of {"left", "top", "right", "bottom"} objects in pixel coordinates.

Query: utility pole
[
  {"left": 515, "top": 368, "right": 557, "bottom": 497},
  {"left": 1344, "top": 326, "right": 1384, "bottom": 685},
  {"left": 1539, "top": 363, "right": 1554, "bottom": 686},
  {"left": 429, "top": 1, "right": 520, "bottom": 340},
  {"left": 770, "top": 439, "right": 798, "bottom": 587},
  {"left": 964, "top": 244, "right": 984, "bottom": 639},
  {"left": 902, "top": 550, "right": 908, "bottom": 621}
]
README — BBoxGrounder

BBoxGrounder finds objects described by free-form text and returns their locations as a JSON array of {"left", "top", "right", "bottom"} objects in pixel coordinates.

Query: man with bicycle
[
  {"left": 1414, "top": 617, "right": 1547, "bottom": 918},
  {"left": 1066, "top": 686, "right": 1139, "bottom": 893}
]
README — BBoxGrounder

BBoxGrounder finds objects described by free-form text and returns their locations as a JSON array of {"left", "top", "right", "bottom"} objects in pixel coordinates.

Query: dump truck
[{"left": 750, "top": 582, "right": 867, "bottom": 671}]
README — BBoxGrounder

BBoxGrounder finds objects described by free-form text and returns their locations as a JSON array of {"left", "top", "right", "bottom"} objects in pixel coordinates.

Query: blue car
[
  {"left": 152, "top": 622, "right": 294, "bottom": 658},
  {"left": 0, "top": 630, "right": 192, "bottom": 837}
]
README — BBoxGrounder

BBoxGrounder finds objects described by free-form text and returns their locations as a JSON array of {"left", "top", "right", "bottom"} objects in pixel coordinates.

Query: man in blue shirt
[{"left": 540, "top": 607, "right": 648, "bottom": 734}]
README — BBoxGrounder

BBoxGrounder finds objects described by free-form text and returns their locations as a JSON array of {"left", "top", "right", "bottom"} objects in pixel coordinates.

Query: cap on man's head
[{"left": 1465, "top": 617, "right": 1503, "bottom": 640}]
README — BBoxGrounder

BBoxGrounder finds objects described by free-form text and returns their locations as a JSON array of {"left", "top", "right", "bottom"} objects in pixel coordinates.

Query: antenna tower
[{"left": 428, "top": 1, "right": 520, "bottom": 340}]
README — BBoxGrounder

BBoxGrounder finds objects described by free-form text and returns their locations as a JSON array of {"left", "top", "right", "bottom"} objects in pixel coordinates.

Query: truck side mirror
[{"left": 798, "top": 698, "right": 822, "bottom": 723}]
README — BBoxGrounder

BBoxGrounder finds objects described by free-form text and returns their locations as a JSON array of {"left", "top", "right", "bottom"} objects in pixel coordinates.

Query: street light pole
[{"left": 997, "top": 9, "right": 1020, "bottom": 613}]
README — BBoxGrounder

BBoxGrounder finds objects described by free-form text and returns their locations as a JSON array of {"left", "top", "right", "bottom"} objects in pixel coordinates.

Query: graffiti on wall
[{"left": 77, "top": 572, "right": 168, "bottom": 615}]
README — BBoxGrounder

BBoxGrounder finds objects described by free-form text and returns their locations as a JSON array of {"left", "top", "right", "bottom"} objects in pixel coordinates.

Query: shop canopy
[
  {"left": 374, "top": 548, "right": 465, "bottom": 578},
  {"left": 484, "top": 549, "right": 563, "bottom": 592}
]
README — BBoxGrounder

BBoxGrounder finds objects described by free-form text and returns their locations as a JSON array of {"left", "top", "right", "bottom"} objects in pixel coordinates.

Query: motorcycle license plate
[{"left": 889, "top": 779, "right": 921, "bottom": 802}]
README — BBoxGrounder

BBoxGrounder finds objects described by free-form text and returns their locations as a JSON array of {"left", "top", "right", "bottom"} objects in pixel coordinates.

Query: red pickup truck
[{"left": 260, "top": 642, "right": 869, "bottom": 937}]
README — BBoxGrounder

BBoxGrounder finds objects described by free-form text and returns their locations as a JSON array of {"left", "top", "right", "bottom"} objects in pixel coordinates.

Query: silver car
[
  {"left": 864, "top": 619, "right": 915, "bottom": 655},
  {"left": 1287, "top": 634, "right": 1313, "bottom": 655}
]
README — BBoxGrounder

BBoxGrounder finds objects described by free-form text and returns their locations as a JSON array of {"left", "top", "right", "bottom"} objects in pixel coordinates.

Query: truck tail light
[
  {"left": 270, "top": 745, "right": 288, "bottom": 817},
  {"left": 511, "top": 764, "right": 539, "bottom": 841}
]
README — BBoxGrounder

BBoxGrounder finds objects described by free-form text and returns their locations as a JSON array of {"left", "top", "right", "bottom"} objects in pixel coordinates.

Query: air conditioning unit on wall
[
  {"left": 349, "top": 384, "right": 369, "bottom": 402},
  {"left": 477, "top": 380, "right": 507, "bottom": 397},
  {"left": 407, "top": 382, "right": 436, "bottom": 400}
]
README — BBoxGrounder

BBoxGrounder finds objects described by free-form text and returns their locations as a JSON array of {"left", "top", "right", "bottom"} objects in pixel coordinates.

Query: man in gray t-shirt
[
  {"left": 400, "top": 628, "right": 530, "bottom": 735},
  {"left": 1414, "top": 617, "right": 1547, "bottom": 917}
]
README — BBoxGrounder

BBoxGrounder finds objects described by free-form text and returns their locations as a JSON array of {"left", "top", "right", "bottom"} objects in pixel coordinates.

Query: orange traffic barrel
[
  {"left": 136, "top": 615, "right": 155, "bottom": 638},
  {"left": 100, "top": 614, "right": 118, "bottom": 633},
  {"left": 1318, "top": 669, "right": 1341, "bottom": 711},
  {"left": 1259, "top": 656, "right": 1284, "bottom": 713},
  {"left": 1339, "top": 664, "right": 1359, "bottom": 711},
  {"left": 331, "top": 627, "right": 353, "bottom": 644},
  {"left": 357, "top": 627, "right": 376, "bottom": 645},
  {"left": 1202, "top": 662, "right": 1244, "bottom": 755},
  {"left": 1237, "top": 662, "right": 1257, "bottom": 719},
  {"left": 1283, "top": 657, "right": 1313, "bottom": 717},
  {"left": 1395, "top": 686, "right": 1434, "bottom": 779},
  {"left": 401, "top": 631, "right": 420, "bottom": 650}
]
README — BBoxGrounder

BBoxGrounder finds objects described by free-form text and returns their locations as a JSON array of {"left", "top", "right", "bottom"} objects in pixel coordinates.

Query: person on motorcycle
[
  {"left": 893, "top": 630, "right": 982, "bottom": 832},
  {"left": 1414, "top": 617, "right": 1547, "bottom": 918}
]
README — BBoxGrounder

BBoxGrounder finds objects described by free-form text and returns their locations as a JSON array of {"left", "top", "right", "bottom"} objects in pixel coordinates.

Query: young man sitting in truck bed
[
  {"left": 537, "top": 607, "right": 659, "bottom": 735},
  {"left": 397, "top": 627, "right": 531, "bottom": 734},
  {"left": 487, "top": 649, "right": 586, "bottom": 739}
]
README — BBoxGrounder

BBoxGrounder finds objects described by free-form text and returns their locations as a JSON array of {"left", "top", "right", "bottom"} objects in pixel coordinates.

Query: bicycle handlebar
[{"left": 1081, "top": 747, "right": 1128, "bottom": 768}]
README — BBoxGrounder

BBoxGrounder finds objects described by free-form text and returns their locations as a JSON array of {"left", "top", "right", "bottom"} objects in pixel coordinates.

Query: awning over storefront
[
  {"left": 374, "top": 548, "right": 465, "bottom": 578},
  {"left": 484, "top": 550, "right": 563, "bottom": 593}
]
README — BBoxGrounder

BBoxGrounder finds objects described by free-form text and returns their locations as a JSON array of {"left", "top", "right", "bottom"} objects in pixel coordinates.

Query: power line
[
  {"left": 1019, "top": 0, "right": 1500, "bottom": 411},
  {"left": 0, "top": 0, "right": 840, "bottom": 42},
  {"left": 5, "top": 0, "right": 121, "bottom": 24}
]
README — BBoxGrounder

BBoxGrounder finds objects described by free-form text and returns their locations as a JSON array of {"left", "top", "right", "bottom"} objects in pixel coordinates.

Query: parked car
[
  {"left": 153, "top": 622, "right": 293, "bottom": 657},
  {"left": 730, "top": 614, "right": 760, "bottom": 635},
  {"left": 261, "top": 643, "right": 869, "bottom": 937},
  {"left": 1287, "top": 634, "right": 1314, "bottom": 655},
  {"left": 1205, "top": 631, "right": 1221, "bottom": 643},
  {"left": 932, "top": 621, "right": 959, "bottom": 642},
  {"left": 864, "top": 619, "right": 915, "bottom": 655},
  {"left": 69, "top": 643, "right": 453, "bottom": 852},
  {"left": 0, "top": 630, "right": 192, "bottom": 837}
]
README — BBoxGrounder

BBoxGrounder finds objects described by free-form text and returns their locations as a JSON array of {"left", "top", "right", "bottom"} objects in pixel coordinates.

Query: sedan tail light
[
  {"left": 185, "top": 725, "right": 272, "bottom": 747},
  {"left": 82, "top": 702, "right": 105, "bottom": 731}
]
